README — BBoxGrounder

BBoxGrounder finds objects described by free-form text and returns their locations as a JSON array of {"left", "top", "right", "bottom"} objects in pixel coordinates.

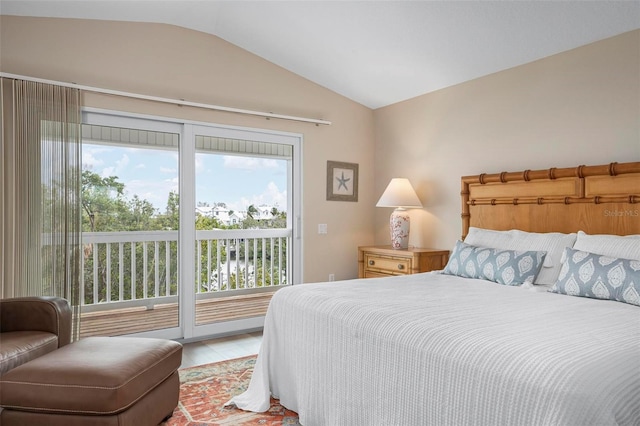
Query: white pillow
[
  {"left": 573, "top": 231, "right": 640, "bottom": 261},
  {"left": 464, "top": 227, "right": 577, "bottom": 285}
]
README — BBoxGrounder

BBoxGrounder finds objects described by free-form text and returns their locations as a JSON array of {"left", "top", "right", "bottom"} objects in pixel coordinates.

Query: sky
[{"left": 82, "top": 144, "right": 288, "bottom": 213}]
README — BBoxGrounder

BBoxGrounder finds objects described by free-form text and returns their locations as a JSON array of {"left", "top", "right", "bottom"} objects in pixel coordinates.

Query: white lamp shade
[{"left": 376, "top": 178, "right": 423, "bottom": 208}]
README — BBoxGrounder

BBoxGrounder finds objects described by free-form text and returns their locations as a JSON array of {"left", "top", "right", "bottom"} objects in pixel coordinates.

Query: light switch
[{"left": 318, "top": 224, "right": 328, "bottom": 234}]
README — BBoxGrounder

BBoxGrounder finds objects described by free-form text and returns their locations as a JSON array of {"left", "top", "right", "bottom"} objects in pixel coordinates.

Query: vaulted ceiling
[{"left": 2, "top": 1, "right": 639, "bottom": 109}]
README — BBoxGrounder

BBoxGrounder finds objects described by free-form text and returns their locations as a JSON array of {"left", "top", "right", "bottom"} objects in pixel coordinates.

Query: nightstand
[{"left": 358, "top": 246, "right": 449, "bottom": 278}]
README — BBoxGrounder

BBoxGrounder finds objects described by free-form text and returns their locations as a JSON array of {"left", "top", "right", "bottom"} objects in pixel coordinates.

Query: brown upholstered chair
[
  {"left": 0, "top": 297, "right": 182, "bottom": 425},
  {"left": 0, "top": 296, "right": 72, "bottom": 375}
]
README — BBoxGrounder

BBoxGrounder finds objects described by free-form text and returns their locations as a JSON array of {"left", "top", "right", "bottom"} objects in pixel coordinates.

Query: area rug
[{"left": 163, "top": 355, "right": 300, "bottom": 425}]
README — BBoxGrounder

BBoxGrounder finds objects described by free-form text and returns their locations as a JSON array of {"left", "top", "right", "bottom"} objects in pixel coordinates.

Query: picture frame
[{"left": 326, "top": 160, "right": 359, "bottom": 202}]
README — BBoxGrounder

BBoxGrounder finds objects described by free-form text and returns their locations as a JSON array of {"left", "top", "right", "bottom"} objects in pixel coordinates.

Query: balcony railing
[{"left": 81, "top": 229, "right": 291, "bottom": 313}]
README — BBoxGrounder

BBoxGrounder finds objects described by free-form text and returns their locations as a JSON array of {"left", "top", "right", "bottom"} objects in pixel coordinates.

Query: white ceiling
[{"left": 1, "top": 1, "right": 639, "bottom": 109}]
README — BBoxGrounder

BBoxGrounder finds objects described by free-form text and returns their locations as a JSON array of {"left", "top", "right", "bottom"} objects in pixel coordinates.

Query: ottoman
[{"left": 0, "top": 336, "right": 182, "bottom": 426}]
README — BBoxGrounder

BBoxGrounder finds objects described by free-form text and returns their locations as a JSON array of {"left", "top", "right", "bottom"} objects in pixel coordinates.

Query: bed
[{"left": 229, "top": 161, "right": 640, "bottom": 425}]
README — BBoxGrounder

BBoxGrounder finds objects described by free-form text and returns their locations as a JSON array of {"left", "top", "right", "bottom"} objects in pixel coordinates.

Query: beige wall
[
  {"left": 374, "top": 30, "right": 640, "bottom": 251},
  {"left": 0, "top": 16, "right": 376, "bottom": 283},
  {"left": 2, "top": 16, "right": 639, "bottom": 281}
]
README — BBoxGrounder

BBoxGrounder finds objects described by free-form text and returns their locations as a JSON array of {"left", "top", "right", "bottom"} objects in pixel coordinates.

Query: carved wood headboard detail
[{"left": 461, "top": 162, "right": 640, "bottom": 239}]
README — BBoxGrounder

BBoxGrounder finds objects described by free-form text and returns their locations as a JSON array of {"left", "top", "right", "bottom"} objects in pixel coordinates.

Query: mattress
[{"left": 229, "top": 272, "right": 640, "bottom": 425}]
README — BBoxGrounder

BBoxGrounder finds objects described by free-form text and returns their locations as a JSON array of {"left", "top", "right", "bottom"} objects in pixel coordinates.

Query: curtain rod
[{"left": 0, "top": 72, "right": 331, "bottom": 126}]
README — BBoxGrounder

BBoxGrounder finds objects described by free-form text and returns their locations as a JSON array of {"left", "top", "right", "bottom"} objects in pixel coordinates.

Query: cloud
[
  {"left": 100, "top": 154, "right": 130, "bottom": 178},
  {"left": 82, "top": 146, "right": 111, "bottom": 168},
  {"left": 86, "top": 145, "right": 286, "bottom": 214},
  {"left": 83, "top": 152, "right": 104, "bottom": 169},
  {"left": 123, "top": 147, "right": 146, "bottom": 154},
  {"left": 116, "top": 154, "right": 130, "bottom": 171},
  {"left": 264, "top": 181, "right": 287, "bottom": 208},
  {"left": 223, "top": 156, "right": 279, "bottom": 171},
  {"left": 227, "top": 181, "right": 287, "bottom": 212},
  {"left": 165, "top": 176, "right": 179, "bottom": 188},
  {"left": 125, "top": 178, "right": 176, "bottom": 211},
  {"left": 195, "top": 153, "right": 206, "bottom": 174}
]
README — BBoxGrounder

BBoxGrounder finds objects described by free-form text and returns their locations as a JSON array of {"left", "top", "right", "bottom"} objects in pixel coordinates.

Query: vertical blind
[{"left": 1, "top": 77, "right": 82, "bottom": 340}]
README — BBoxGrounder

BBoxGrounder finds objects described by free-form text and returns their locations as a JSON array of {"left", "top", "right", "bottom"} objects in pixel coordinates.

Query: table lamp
[{"left": 376, "top": 178, "right": 423, "bottom": 249}]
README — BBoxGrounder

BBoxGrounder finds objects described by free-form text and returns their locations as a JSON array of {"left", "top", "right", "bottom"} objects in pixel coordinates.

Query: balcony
[{"left": 79, "top": 229, "right": 290, "bottom": 338}]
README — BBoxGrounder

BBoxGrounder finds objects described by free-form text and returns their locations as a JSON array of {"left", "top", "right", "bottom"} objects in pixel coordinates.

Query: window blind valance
[
  {"left": 81, "top": 125, "right": 292, "bottom": 159},
  {"left": 196, "top": 135, "right": 292, "bottom": 159},
  {"left": 81, "top": 124, "right": 179, "bottom": 149}
]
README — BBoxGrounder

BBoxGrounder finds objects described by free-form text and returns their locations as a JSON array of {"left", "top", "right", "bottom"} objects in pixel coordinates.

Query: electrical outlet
[
  {"left": 329, "top": 274, "right": 335, "bottom": 281},
  {"left": 318, "top": 224, "right": 328, "bottom": 234}
]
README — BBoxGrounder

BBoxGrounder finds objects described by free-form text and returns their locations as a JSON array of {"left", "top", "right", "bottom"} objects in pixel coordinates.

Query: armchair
[{"left": 0, "top": 296, "right": 71, "bottom": 374}]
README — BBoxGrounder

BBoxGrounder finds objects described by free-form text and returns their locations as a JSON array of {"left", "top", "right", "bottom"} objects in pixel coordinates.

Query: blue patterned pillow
[
  {"left": 550, "top": 247, "right": 640, "bottom": 306},
  {"left": 443, "top": 241, "right": 547, "bottom": 286}
]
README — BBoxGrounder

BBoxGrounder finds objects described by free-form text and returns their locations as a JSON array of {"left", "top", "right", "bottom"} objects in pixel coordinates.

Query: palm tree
[{"left": 247, "top": 204, "right": 258, "bottom": 219}]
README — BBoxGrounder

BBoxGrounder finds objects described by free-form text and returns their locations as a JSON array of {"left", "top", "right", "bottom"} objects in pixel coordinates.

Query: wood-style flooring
[
  {"left": 179, "top": 331, "right": 263, "bottom": 369},
  {"left": 80, "top": 292, "right": 274, "bottom": 339}
]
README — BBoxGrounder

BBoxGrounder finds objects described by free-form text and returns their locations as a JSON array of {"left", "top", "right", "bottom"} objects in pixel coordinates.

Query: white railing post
[
  {"left": 142, "top": 242, "right": 148, "bottom": 300},
  {"left": 130, "top": 241, "right": 136, "bottom": 300},
  {"left": 270, "top": 237, "right": 275, "bottom": 286},
  {"left": 106, "top": 243, "right": 111, "bottom": 303},
  {"left": 118, "top": 242, "right": 124, "bottom": 301},
  {"left": 165, "top": 241, "right": 171, "bottom": 297},
  {"left": 92, "top": 242, "right": 98, "bottom": 304},
  {"left": 196, "top": 240, "right": 202, "bottom": 294},
  {"left": 216, "top": 241, "right": 222, "bottom": 290},
  {"left": 207, "top": 240, "right": 212, "bottom": 291},
  {"left": 261, "top": 238, "right": 266, "bottom": 287},
  {"left": 226, "top": 239, "right": 232, "bottom": 289},
  {"left": 154, "top": 241, "right": 160, "bottom": 299}
]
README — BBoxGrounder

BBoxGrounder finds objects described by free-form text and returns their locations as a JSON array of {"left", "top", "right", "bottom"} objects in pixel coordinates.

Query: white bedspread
[{"left": 228, "top": 273, "right": 640, "bottom": 426}]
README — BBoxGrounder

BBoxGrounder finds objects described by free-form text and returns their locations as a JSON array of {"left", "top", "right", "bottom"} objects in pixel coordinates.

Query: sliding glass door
[
  {"left": 80, "top": 115, "right": 182, "bottom": 338},
  {"left": 82, "top": 111, "right": 302, "bottom": 340},
  {"left": 188, "top": 126, "right": 296, "bottom": 336}
]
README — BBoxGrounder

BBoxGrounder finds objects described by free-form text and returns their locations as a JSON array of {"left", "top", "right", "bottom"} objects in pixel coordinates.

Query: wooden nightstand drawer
[
  {"left": 358, "top": 246, "right": 449, "bottom": 279},
  {"left": 364, "top": 254, "right": 411, "bottom": 275}
]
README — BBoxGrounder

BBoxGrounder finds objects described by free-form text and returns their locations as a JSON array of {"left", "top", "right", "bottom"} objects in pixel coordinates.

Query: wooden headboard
[{"left": 461, "top": 161, "right": 640, "bottom": 239}]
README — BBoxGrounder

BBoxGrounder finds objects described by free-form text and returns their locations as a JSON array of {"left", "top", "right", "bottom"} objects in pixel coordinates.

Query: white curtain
[{"left": 1, "top": 77, "right": 82, "bottom": 340}]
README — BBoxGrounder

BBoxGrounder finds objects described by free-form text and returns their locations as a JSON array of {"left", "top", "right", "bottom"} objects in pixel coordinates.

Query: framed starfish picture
[{"left": 326, "top": 160, "right": 359, "bottom": 202}]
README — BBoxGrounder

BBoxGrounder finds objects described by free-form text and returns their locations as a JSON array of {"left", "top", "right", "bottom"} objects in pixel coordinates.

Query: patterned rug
[{"left": 163, "top": 355, "right": 300, "bottom": 425}]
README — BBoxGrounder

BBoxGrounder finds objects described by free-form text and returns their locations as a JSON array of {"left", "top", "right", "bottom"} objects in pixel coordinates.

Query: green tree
[
  {"left": 81, "top": 170, "right": 125, "bottom": 232},
  {"left": 157, "top": 191, "right": 179, "bottom": 230},
  {"left": 196, "top": 214, "right": 221, "bottom": 230},
  {"left": 81, "top": 171, "right": 175, "bottom": 304},
  {"left": 125, "top": 195, "right": 158, "bottom": 230},
  {"left": 246, "top": 204, "right": 258, "bottom": 219}
]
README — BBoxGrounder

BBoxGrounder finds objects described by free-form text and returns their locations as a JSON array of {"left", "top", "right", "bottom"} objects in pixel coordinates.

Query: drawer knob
[
  {"left": 397, "top": 264, "right": 404, "bottom": 270},
  {"left": 368, "top": 260, "right": 375, "bottom": 266}
]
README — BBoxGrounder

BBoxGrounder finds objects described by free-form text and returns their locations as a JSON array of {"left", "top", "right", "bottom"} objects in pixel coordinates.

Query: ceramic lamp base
[{"left": 389, "top": 208, "right": 410, "bottom": 249}]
